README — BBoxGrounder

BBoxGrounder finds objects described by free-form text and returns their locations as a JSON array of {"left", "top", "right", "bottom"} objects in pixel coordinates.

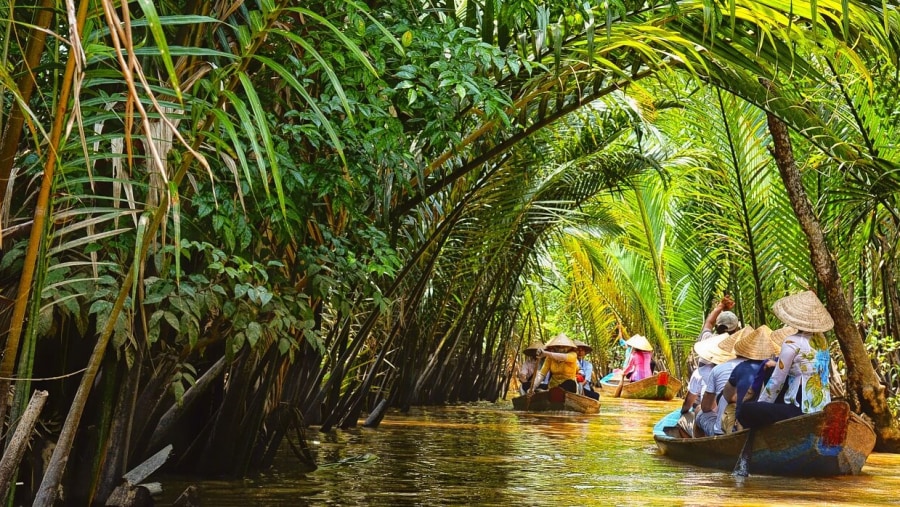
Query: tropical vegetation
[{"left": 1, "top": 0, "right": 900, "bottom": 503}]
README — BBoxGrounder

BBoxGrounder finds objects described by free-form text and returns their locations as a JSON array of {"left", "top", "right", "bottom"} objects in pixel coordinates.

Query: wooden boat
[
  {"left": 511, "top": 387, "right": 600, "bottom": 414},
  {"left": 600, "top": 372, "right": 682, "bottom": 400},
  {"left": 653, "top": 401, "right": 876, "bottom": 476}
]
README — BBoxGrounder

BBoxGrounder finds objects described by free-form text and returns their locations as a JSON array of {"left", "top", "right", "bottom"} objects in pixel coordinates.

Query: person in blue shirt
[{"left": 575, "top": 340, "right": 600, "bottom": 400}]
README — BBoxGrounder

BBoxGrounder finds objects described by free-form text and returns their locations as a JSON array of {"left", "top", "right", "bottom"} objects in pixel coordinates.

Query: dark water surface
[{"left": 157, "top": 397, "right": 900, "bottom": 506}]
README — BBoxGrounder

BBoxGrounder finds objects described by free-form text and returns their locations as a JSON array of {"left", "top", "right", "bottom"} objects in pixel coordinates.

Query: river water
[{"left": 157, "top": 397, "right": 900, "bottom": 506}]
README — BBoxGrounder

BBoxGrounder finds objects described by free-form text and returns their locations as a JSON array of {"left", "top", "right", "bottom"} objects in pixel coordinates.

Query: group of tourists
[
  {"left": 517, "top": 333, "right": 601, "bottom": 400},
  {"left": 677, "top": 290, "right": 834, "bottom": 438}
]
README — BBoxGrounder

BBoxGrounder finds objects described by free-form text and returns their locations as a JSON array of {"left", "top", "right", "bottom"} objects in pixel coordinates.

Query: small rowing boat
[
  {"left": 600, "top": 372, "right": 682, "bottom": 400},
  {"left": 652, "top": 400, "right": 876, "bottom": 476},
  {"left": 511, "top": 387, "right": 600, "bottom": 414}
]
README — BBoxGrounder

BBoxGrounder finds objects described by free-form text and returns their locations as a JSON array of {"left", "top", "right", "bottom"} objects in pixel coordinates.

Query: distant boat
[
  {"left": 600, "top": 372, "right": 682, "bottom": 400},
  {"left": 511, "top": 387, "right": 600, "bottom": 414},
  {"left": 653, "top": 401, "right": 876, "bottom": 476}
]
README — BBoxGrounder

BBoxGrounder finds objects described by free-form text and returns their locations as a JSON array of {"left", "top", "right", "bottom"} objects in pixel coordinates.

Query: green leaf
[
  {"left": 246, "top": 322, "right": 262, "bottom": 348},
  {"left": 135, "top": 0, "right": 183, "bottom": 102}
]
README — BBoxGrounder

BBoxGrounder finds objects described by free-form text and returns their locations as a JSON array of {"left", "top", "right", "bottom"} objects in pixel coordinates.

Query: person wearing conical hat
[
  {"left": 719, "top": 325, "right": 781, "bottom": 433},
  {"left": 739, "top": 291, "right": 834, "bottom": 429},
  {"left": 621, "top": 334, "right": 653, "bottom": 382},
  {"left": 532, "top": 333, "right": 580, "bottom": 393},
  {"left": 694, "top": 325, "right": 754, "bottom": 437},
  {"left": 517, "top": 340, "right": 544, "bottom": 395},
  {"left": 676, "top": 333, "right": 736, "bottom": 437},
  {"left": 574, "top": 340, "right": 600, "bottom": 400}
]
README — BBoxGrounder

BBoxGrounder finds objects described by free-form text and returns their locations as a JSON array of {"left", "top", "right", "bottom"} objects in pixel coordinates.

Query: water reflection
[{"left": 157, "top": 398, "right": 900, "bottom": 506}]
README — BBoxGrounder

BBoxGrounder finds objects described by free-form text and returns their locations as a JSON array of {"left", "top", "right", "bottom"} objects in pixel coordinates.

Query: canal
[{"left": 157, "top": 397, "right": 900, "bottom": 505}]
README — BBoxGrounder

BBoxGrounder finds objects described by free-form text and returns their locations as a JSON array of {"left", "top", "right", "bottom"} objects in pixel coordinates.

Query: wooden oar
[
  {"left": 525, "top": 358, "right": 543, "bottom": 411},
  {"left": 733, "top": 428, "right": 756, "bottom": 477},
  {"left": 614, "top": 370, "right": 626, "bottom": 398}
]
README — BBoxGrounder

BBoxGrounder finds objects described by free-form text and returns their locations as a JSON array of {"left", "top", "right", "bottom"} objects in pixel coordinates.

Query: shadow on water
[{"left": 156, "top": 397, "right": 900, "bottom": 506}]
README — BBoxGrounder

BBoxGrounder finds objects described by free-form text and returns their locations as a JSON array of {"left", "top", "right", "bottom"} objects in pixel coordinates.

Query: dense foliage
[{"left": 1, "top": 0, "right": 900, "bottom": 503}]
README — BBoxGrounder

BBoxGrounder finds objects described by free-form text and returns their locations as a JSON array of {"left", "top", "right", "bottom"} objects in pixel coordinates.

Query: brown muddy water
[{"left": 156, "top": 397, "right": 900, "bottom": 506}]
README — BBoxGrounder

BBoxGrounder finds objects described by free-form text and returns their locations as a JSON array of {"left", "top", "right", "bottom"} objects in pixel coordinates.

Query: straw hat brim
[
  {"left": 625, "top": 334, "right": 653, "bottom": 352},
  {"left": 574, "top": 340, "right": 593, "bottom": 353},
  {"left": 694, "top": 333, "right": 736, "bottom": 364},
  {"left": 770, "top": 326, "right": 797, "bottom": 349},
  {"left": 545, "top": 333, "right": 577, "bottom": 351},
  {"left": 524, "top": 340, "right": 545, "bottom": 357},
  {"left": 717, "top": 326, "right": 753, "bottom": 353},
  {"left": 772, "top": 290, "right": 834, "bottom": 333},
  {"left": 733, "top": 325, "right": 779, "bottom": 360}
]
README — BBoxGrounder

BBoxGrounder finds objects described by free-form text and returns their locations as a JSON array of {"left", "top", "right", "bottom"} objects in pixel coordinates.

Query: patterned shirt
[{"left": 758, "top": 331, "right": 831, "bottom": 413}]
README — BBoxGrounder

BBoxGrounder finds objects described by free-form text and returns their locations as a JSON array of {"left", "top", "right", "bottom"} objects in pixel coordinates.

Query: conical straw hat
[
  {"left": 770, "top": 326, "right": 797, "bottom": 349},
  {"left": 524, "top": 340, "right": 545, "bottom": 357},
  {"left": 772, "top": 290, "right": 834, "bottom": 333},
  {"left": 574, "top": 340, "right": 593, "bottom": 353},
  {"left": 694, "top": 333, "right": 736, "bottom": 365},
  {"left": 545, "top": 333, "right": 577, "bottom": 351},
  {"left": 625, "top": 334, "right": 653, "bottom": 352},
  {"left": 717, "top": 325, "right": 754, "bottom": 353},
  {"left": 733, "top": 325, "right": 779, "bottom": 360}
]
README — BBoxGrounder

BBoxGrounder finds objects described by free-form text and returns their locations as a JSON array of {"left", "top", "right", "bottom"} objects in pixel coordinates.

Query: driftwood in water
[
  {"left": 0, "top": 390, "right": 48, "bottom": 500},
  {"left": 104, "top": 445, "right": 172, "bottom": 507}
]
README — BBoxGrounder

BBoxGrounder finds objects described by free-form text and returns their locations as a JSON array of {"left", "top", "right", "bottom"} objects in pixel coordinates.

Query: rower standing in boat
[
  {"left": 575, "top": 340, "right": 600, "bottom": 400},
  {"left": 532, "top": 333, "right": 579, "bottom": 394},
  {"left": 739, "top": 291, "right": 834, "bottom": 428},
  {"left": 517, "top": 340, "right": 544, "bottom": 395}
]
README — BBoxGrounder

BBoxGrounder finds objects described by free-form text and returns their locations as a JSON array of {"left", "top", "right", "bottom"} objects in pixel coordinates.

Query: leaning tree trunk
[{"left": 765, "top": 105, "right": 900, "bottom": 452}]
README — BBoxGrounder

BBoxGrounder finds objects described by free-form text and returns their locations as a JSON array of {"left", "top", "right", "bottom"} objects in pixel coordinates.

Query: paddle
[
  {"left": 614, "top": 344, "right": 632, "bottom": 398},
  {"left": 525, "top": 352, "right": 543, "bottom": 411},
  {"left": 733, "top": 428, "right": 756, "bottom": 477},
  {"left": 614, "top": 369, "right": 626, "bottom": 398}
]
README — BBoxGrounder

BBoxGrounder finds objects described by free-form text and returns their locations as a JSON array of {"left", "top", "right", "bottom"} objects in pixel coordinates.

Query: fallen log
[{"left": 104, "top": 445, "right": 172, "bottom": 506}]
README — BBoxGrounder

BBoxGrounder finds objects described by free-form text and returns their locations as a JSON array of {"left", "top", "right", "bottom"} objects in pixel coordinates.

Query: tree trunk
[{"left": 765, "top": 104, "right": 900, "bottom": 451}]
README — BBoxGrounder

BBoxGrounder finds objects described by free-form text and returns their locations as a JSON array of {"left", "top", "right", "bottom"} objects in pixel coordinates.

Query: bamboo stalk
[
  {"left": 0, "top": 0, "right": 86, "bottom": 434},
  {"left": 0, "top": 390, "right": 48, "bottom": 501},
  {"left": 0, "top": 0, "right": 54, "bottom": 208}
]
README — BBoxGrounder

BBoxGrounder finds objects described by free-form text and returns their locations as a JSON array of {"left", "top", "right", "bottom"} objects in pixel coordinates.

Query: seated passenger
[
  {"left": 533, "top": 333, "right": 579, "bottom": 393},
  {"left": 699, "top": 295, "right": 740, "bottom": 341},
  {"left": 676, "top": 333, "right": 734, "bottom": 437},
  {"left": 621, "top": 334, "right": 653, "bottom": 382},
  {"left": 694, "top": 326, "right": 753, "bottom": 437},
  {"left": 517, "top": 340, "right": 544, "bottom": 395},
  {"left": 574, "top": 340, "right": 600, "bottom": 400},
  {"left": 739, "top": 291, "right": 833, "bottom": 429},
  {"left": 719, "top": 325, "right": 783, "bottom": 433}
]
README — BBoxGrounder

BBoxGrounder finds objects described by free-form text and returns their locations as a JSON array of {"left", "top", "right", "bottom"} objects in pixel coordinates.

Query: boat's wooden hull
[
  {"left": 653, "top": 401, "right": 876, "bottom": 476},
  {"left": 511, "top": 387, "right": 600, "bottom": 414},
  {"left": 600, "top": 373, "right": 682, "bottom": 400}
]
